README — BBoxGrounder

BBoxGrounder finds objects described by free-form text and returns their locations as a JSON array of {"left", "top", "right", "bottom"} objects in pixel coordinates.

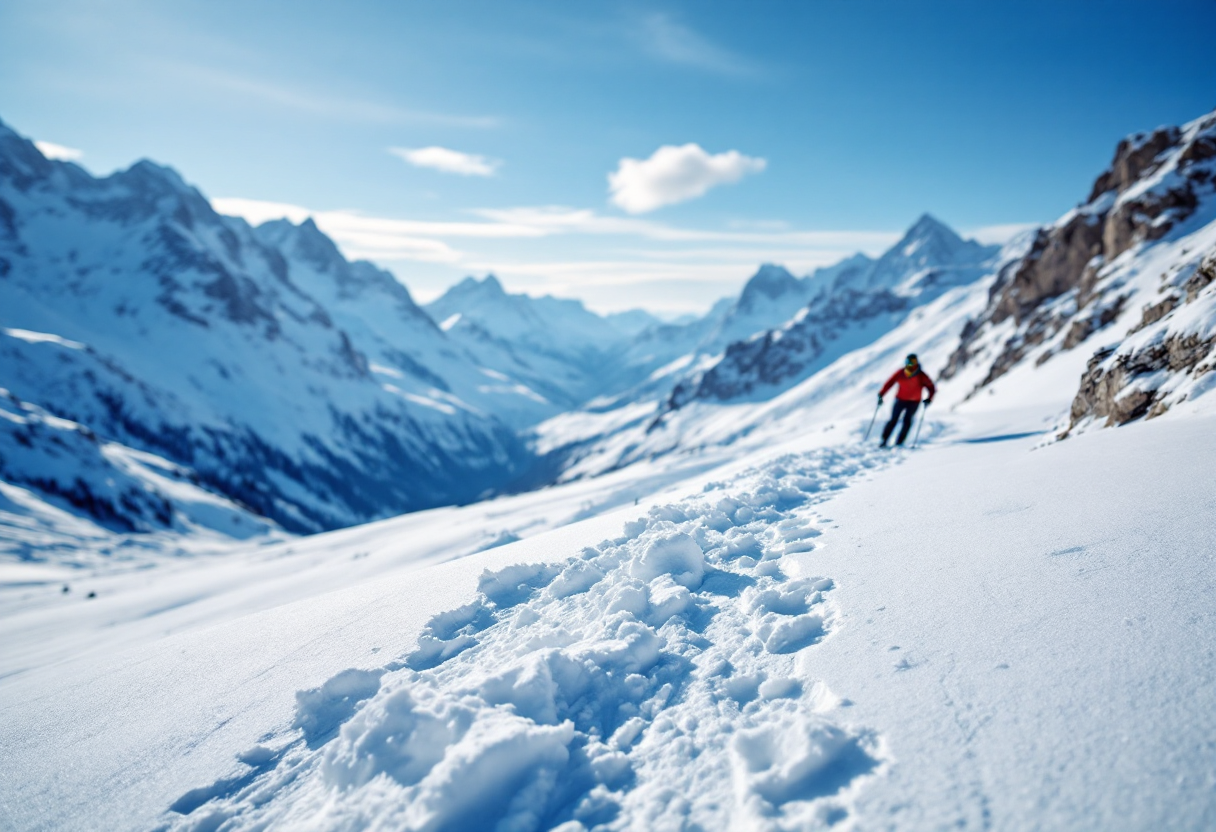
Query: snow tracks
[{"left": 161, "top": 446, "right": 891, "bottom": 832}]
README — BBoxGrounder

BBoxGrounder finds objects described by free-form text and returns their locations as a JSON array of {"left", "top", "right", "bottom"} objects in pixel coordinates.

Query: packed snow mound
[
  {"left": 944, "top": 108, "right": 1216, "bottom": 432},
  {"left": 163, "top": 446, "right": 890, "bottom": 831}
]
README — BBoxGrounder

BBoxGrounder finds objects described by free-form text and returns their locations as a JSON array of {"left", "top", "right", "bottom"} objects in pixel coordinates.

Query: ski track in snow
[{"left": 160, "top": 445, "right": 894, "bottom": 832}]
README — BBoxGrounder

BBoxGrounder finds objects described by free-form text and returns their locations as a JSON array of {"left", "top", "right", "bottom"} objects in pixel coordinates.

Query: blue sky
[{"left": 2, "top": 0, "right": 1214, "bottom": 313}]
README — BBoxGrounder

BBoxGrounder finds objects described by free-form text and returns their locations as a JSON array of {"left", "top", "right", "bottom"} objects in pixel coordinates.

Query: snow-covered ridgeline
[
  {"left": 531, "top": 234, "right": 1017, "bottom": 486},
  {"left": 666, "top": 214, "right": 999, "bottom": 407},
  {"left": 0, "top": 118, "right": 539, "bottom": 534}
]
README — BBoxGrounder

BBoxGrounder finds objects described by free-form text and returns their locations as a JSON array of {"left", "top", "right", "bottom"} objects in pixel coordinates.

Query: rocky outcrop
[
  {"left": 1086, "top": 127, "right": 1181, "bottom": 202},
  {"left": 1063, "top": 231, "right": 1216, "bottom": 432},
  {"left": 990, "top": 216, "right": 1104, "bottom": 325},
  {"left": 1067, "top": 332, "right": 1215, "bottom": 429},
  {"left": 943, "top": 110, "right": 1216, "bottom": 396},
  {"left": 1186, "top": 248, "right": 1216, "bottom": 302}
]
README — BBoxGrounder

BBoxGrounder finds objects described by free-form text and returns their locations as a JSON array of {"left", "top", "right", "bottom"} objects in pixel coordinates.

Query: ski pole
[
  {"left": 911, "top": 400, "right": 928, "bottom": 448},
  {"left": 863, "top": 397, "right": 881, "bottom": 441}
]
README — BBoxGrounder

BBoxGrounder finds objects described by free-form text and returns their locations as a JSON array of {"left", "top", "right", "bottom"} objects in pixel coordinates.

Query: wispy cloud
[
  {"left": 167, "top": 63, "right": 500, "bottom": 128},
  {"left": 636, "top": 13, "right": 762, "bottom": 78},
  {"left": 473, "top": 206, "right": 896, "bottom": 249},
  {"left": 213, "top": 196, "right": 902, "bottom": 313},
  {"left": 390, "top": 146, "right": 501, "bottom": 176},
  {"left": 608, "top": 144, "right": 766, "bottom": 214},
  {"left": 216, "top": 198, "right": 896, "bottom": 251},
  {"left": 34, "top": 140, "right": 84, "bottom": 161},
  {"left": 213, "top": 198, "right": 463, "bottom": 263}
]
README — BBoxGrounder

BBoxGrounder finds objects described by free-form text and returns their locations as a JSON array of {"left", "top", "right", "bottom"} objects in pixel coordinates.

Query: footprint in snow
[{"left": 163, "top": 446, "right": 890, "bottom": 832}]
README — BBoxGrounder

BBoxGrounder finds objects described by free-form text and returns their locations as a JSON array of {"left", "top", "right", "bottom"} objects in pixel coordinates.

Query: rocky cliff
[{"left": 941, "top": 109, "right": 1216, "bottom": 432}]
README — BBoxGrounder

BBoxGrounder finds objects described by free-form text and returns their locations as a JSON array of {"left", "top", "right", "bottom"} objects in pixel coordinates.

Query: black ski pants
[{"left": 882, "top": 399, "right": 919, "bottom": 446}]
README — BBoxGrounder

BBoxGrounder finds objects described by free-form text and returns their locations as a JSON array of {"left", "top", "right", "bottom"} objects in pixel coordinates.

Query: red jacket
[{"left": 881, "top": 367, "right": 935, "bottom": 402}]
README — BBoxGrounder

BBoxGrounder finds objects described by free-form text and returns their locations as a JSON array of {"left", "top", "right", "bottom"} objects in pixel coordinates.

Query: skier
[{"left": 878, "top": 353, "right": 935, "bottom": 447}]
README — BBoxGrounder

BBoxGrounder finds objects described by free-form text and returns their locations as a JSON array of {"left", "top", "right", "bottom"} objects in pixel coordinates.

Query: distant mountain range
[{"left": 3, "top": 108, "right": 1213, "bottom": 540}]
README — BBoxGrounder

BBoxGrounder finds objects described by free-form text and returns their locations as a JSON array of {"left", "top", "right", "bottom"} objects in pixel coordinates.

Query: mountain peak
[
  {"left": 449, "top": 274, "right": 507, "bottom": 299},
  {"left": 902, "top": 213, "right": 964, "bottom": 247},
  {"left": 739, "top": 264, "right": 800, "bottom": 302},
  {"left": 831, "top": 214, "right": 995, "bottom": 294},
  {"left": 114, "top": 159, "right": 193, "bottom": 194},
  {"left": 251, "top": 216, "right": 344, "bottom": 272},
  {"left": 0, "top": 118, "right": 56, "bottom": 188}
]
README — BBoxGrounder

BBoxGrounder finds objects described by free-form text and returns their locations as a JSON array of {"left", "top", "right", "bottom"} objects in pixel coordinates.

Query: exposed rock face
[
  {"left": 667, "top": 290, "right": 907, "bottom": 407},
  {"left": 1087, "top": 127, "right": 1181, "bottom": 202},
  {"left": 1186, "top": 248, "right": 1216, "bottom": 302},
  {"left": 991, "top": 217, "right": 1104, "bottom": 325},
  {"left": 1068, "top": 331, "right": 1215, "bottom": 429},
  {"left": 943, "top": 110, "right": 1216, "bottom": 400}
]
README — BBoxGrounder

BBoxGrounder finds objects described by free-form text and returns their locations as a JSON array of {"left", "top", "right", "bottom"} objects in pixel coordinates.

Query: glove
[
  {"left": 877, "top": 394, "right": 884, "bottom": 404},
  {"left": 924, "top": 398, "right": 932, "bottom": 407}
]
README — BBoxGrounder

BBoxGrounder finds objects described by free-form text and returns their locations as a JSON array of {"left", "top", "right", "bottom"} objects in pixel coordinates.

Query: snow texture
[{"left": 159, "top": 447, "right": 887, "bottom": 832}]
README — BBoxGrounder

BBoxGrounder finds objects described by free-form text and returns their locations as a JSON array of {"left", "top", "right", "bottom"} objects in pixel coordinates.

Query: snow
[
  {"left": 3, "top": 397, "right": 1213, "bottom": 831},
  {"left": 2, "top": 327, "right": 86, "bottom": 349}
]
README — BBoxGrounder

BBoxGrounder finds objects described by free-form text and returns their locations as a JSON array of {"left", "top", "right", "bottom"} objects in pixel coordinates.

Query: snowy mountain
[
  {"left": 702, "top": 263, "right": 821, "bottom": 349},
  {"left": 532, "top": 215, "right": 1000, "bottom": 478},
  {"left": 668, "top": 216, "right": 998, "bottom": 407},
  {"left": 424, "top": 275, "right": 631, "bottom": 417},
  {"left": 836, "top": 213, "right": 996, "bottom": 294},
  {"left": 0, "top": 118, "right": 531, "bottom": 534},
  {"left": 603, "top": 308, "right": 664, "bottom": 337},
  {"left": 942, "top": 108, "right": 1216, "bottom": 435}
]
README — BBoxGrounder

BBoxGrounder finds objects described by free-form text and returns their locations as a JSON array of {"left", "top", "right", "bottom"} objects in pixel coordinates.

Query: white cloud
[
  {"left": 608, "top": 144, "right": 766, "bottom": 214},
  {"left": 211, "top": 197, "right": 311, "bottom": 225},
  {"left": 216, "top": 198, "right": 894, "bottom": 251},
  {"left": 34, "top": 140, "right": 84, "bottom": 162},
  {"left": 390, "top": 146, "right": 500, "bottom": 176},
  {"left": 473, "top": 206, "right": 897, "bottom": 250}
]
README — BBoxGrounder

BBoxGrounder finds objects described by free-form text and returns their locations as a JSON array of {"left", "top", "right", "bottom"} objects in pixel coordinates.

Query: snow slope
[{"left": 2, "top": 405, "right": 1212, "bottom": 831}]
